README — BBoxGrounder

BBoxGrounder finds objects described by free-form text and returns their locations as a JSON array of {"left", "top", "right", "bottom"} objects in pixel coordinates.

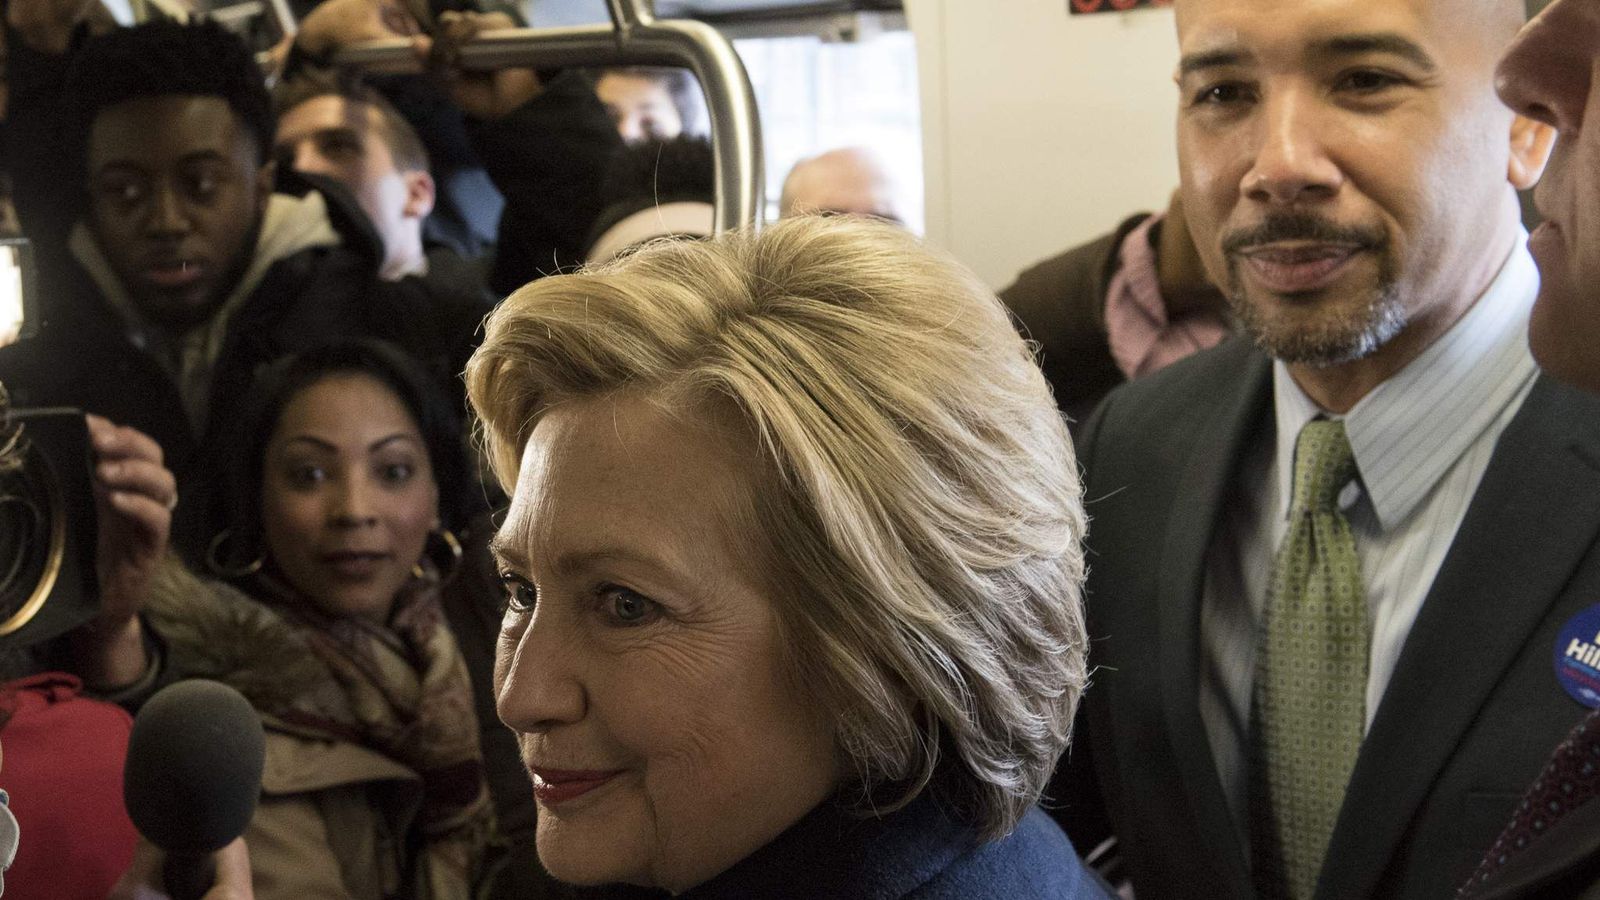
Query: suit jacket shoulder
[{"left": 1076, "top": 333, "right": 1271, "bottom": 508}]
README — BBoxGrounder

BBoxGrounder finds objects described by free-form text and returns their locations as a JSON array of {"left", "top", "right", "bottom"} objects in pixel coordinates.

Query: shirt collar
[{"left": 1273, "top": 234, "right": 1540, "bottom": 530}]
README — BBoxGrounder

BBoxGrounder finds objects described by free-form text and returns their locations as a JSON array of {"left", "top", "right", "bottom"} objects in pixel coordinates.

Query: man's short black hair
[{"left": 64, "top": 19, "right": 275, "bottom": 173}]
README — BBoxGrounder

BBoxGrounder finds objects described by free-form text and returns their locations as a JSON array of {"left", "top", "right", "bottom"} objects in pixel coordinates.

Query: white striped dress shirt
[{"left": 1198, "top": 238, "right": 1541, "bottom": 839}]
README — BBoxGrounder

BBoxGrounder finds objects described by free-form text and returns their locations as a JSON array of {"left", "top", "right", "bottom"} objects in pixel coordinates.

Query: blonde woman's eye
[
  {"left": 599, "top": 584, "right": 659, "bottom": 626},
  {"left": 499, "top": 572, "right": 537, "bottom": 614}
]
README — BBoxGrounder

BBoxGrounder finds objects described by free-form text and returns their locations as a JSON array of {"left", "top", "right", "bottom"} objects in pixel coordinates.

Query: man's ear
[
  {"left": 1508, "top": 114, "right": 1556, "bottom": 190},
  {"left": 402, "top": 170, "right": 435, "bottom": 220},
  {"left": 254, "top": 159, "right": 277, "bottom": 208}
]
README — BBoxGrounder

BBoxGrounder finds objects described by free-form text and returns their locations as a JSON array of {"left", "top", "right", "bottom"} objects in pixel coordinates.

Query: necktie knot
[{"left": 1292, "top": 419, "right": 1357, "bottom": 515}]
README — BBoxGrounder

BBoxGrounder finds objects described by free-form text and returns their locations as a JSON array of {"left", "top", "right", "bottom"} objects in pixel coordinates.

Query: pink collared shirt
[{"left": 1103, "top": 212, "right": 1231, "bottom": 380}]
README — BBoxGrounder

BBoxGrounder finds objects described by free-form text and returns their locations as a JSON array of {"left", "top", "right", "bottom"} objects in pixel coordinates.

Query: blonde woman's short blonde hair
[{"left": 467, "top": 216, "right": 1086, "bottom": 841}]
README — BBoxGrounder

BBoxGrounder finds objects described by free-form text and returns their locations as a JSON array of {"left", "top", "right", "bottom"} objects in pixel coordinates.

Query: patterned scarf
[{"left": 248, "top": 566, "right": 494, "bottom": 898}]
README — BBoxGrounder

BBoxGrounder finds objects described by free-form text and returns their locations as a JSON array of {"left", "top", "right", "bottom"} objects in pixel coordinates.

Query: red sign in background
[{"left": 1069, "top": 0, "right": 1172, "bottom": 13}]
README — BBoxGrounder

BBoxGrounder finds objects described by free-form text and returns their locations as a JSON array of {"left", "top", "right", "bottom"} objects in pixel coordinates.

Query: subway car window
[
  {"left": 736, "top": 25, "right": 923, "bottom": 231},
  {"left": 0, "top": 243, "right": 29, "bottom": 349}
]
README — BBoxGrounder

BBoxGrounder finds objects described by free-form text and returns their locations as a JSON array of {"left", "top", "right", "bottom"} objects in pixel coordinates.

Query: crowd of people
[{"left": 0, "top": 0, "right": 1593, "bottom": 897}]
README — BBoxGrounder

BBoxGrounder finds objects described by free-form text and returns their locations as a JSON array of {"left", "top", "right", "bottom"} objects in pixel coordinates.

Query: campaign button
[{"left": 1555, "top": 604, "right": 1600, "bottom": 709}]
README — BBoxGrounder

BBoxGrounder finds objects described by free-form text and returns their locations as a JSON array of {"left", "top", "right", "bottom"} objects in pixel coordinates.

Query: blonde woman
[{"left": 468, "top": 217, "right": 1109, "bottom": 898}]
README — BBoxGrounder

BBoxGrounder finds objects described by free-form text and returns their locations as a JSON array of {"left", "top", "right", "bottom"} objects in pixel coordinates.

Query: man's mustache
[{"left": 1221, "top": 214, "right": 1387, "bottom": 255}]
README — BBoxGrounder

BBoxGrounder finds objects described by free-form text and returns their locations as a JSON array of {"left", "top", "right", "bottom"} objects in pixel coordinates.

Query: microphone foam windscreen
[{"left": 123, "top": 680, "right": 266, "bottom": 854}]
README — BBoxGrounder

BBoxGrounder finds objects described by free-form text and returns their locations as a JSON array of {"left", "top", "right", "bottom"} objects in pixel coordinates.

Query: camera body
[{"left": 0, "top": 409, "right": 99, "bottom": 650}]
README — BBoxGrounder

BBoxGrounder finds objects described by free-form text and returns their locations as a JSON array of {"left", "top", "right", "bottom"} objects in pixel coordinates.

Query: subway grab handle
[{"left": 331, "top": 0, "right": 763, "bottom": 234}]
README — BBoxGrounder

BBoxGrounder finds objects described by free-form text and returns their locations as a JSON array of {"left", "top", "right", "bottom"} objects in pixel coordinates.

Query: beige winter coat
[{"left": 142, "top": 560, "right": 469, "bottom": 900}]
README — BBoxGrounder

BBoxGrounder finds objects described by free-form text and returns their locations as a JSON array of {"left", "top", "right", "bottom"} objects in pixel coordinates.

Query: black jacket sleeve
[
  {"left": 4, "top": 25, "right": 90, "bottom": 309},
  {"left": 467, "top": 70, "right": 621, "bottom": 296}
]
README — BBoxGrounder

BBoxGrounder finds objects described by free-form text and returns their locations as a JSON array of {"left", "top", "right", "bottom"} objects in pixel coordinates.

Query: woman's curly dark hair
[{"left": 216, "top": 339, "right": 471, "bottom": 572}]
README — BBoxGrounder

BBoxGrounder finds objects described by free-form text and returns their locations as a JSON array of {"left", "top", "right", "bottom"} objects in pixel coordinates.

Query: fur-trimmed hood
[{"left": 141, "top": 557, "right": 328, "bottom": 715}]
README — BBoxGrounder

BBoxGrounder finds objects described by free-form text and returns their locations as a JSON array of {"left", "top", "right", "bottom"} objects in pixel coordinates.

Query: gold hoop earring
[
  {"left": 414, "top": 528, "right": 463, "bottom": 584},
  {"left": 207, "top": 529, "right": 265, "bottom": 579}
]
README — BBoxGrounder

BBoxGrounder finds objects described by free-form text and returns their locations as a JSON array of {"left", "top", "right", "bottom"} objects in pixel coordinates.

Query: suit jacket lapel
[
  {"left": 1321, "top": 376, "right": 1600, "bottom": 898},
  {"left": 1472, "top": 796, "right": 1600, "bottom": 900},
  {"left": 1155, "top": 344, "right": 1274, "bottom": 891}
]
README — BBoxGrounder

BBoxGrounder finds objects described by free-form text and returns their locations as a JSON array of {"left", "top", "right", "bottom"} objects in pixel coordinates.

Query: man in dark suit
[
  {"left": 1454, "top": 1, "right": 1600, "bottom": 897},
  {"left": 1053, "top": 0, "right": 1594, "bottom": 897}
]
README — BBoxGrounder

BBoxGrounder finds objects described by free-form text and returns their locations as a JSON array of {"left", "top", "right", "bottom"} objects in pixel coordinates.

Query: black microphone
[{"left": 123, "top": 679, "right": 265, "bottom": 900}]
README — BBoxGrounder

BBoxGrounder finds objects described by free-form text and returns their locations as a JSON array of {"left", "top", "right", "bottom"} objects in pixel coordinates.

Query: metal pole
[
  {"left": 605, "top": 0, "right": 652, "bottom": 30},
  {"left": 332, "top": 12, "right": 763, "bottom": 233}
]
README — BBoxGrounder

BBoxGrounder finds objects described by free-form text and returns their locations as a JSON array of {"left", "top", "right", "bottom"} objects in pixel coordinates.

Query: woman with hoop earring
[{"left": 142, "top": 338, "right": 497, "bottom": 900}]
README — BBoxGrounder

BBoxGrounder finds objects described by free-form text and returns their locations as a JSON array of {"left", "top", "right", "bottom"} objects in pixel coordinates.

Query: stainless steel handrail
[
  {"left": 332, "top": 0, "right": 764, "bottom": 233},
  {"left": 261, "top": 0, "right": 296, "bottom": 38}
]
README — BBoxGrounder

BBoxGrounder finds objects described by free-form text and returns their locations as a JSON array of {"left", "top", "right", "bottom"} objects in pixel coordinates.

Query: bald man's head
[
  {"left": 1173, "top": 0, "right": 1526, "bottom": 45},
  {"left": 779, "top": 147, "right": 906, "bottom": 225}
]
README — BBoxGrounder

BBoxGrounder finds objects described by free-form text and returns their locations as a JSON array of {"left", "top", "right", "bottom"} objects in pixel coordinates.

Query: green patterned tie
[{"left": 1250, "top": 419, "right": 1369, "bottom": 900}]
